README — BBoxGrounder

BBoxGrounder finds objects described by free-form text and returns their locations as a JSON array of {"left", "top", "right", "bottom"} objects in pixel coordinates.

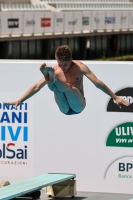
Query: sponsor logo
[
  {"left": 0, "top": 143, "right": 27, "bottom": 160},
  {"left": 119, "top": 162, "right": 133, "bottom": 172},
  {"left": 56, "top": 18, "right": 63, "bottom": 27},
  {"left": 106, "top": 122, "right": 133, "bottom": 148},
  {"left": 26, "top": 19, "right": 35, "bottom": 27},
  {"left": 8, "top": 19, "right": 19, "bottom": 28},
  {"left": 121, "top": 16, "right": 127, "bottom": 23},
  {"left": 107, "top": 87, "right": 133, "bottom": 112},
  {"left": 68, "top": 19, "right": 77, "bottom": 25},
  {"left": 105, "top": 156, "right": 133, "bottom": 179},
  {"left": 82, "top": 17, "right": 89, "bottom": 25},
  {"left": 56, "top": 18, "right": 63, "bottom": 23},
  {"left": 94, "top": 17, "right": 100, "bottom": 23},
  {"left": 41, "top": 18, "right": 51, "bottom": 27},
  {"left": 105, "top": 17, "right": 115, "bottom": 24},
  {"left": 0, "top": 103, "right": 28, "bottom": 165}
]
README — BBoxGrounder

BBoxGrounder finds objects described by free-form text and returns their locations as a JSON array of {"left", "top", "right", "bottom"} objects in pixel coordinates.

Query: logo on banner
[
  {"left": 107, "top": 87, "right": 133, "bottom": 112},
  {"left": 0, "top": 103, "right": 29, "bottom": 165},
  {"left": 121, "top": 16, "right": 127, "bottom": 23},
  {"left": 106, "top": 122, "right": 133, "bottom": 148},
  {"left": 26, "top": 19, "right": 35, "bottom": 27},
  {"left": 41, "top": 18, "right": 51, "bottom": 27},
  {"left": 105, "top": 17, "right": 115, "bottom": 24},
  {"left": 56, "top": 18, "right": 63, "bottom": 23},
  {"left": 8, "top": 19, "right": 19, "bottom": 28},
  {"left": 56, "top": 18, "right": 63, "bottom": 27},
  {"left": 105, "top": 156, "right": 133, "bottom": 179},
  {"left": 94, "top": 17, "right": 100, "bottom": 23},
  {"left": 82, "top": 17, "right": 89, "bottom": 25},
  {"left": 68, "top": 19, "right": 77, "bottom": 25}
]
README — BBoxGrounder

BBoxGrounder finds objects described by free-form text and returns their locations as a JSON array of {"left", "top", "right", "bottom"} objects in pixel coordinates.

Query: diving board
[{"left": 0, "top": 173, "right": 76, "bottom": 200}]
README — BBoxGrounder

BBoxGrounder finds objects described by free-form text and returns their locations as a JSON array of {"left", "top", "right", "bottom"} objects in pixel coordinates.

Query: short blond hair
[{"left": 55, "top": 45, "right": 72, "bottom": 61}]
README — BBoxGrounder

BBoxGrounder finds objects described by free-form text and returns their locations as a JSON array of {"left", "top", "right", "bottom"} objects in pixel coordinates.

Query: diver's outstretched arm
[
  {"left": 4, "top": 77, "right": 47, "bottom": 108},
  {"left": 81, "top": 62, "right": 130, "bottom": 109}
]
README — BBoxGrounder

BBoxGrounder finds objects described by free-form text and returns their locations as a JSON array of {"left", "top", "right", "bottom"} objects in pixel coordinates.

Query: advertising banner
[
  {"left": 73, "top": 12, "right": 82, "bottom": 32},
  {"left": 23, "top": 12, "right": 35, "bottom": 34},
  {"left": 0, "top": 61, "right": 133, "bottom": 195},
  {"left": 54, "top": 12, "right": 64, "bottom": 33},
  {"left": 114, "top": 10, "right": 121, "bottom": 30},
  {"left": 97, "top": 11, "right": 105, "bottom": 30},
  {"left": 129, "top": 11, "right": 133, "bottom": 29},
  {"left": 0, "top": 89, "right": 34, "bottom": 184},
  {"left": 0, "top": 12, "right": 1, "bottom": 35},
  {"left": 1, "top": 12, "right": 12, "bottom": 35},
  {"left": 0, "top": 11, "right": 132, "bottom": 36},
  {"left": 64, "top": 12, "right": 74, "bottom": 33},
  {"left": 105, "top": 156, "right": 133, "bottom": 180},
  {"left": 10, "top": 12, "right": 23, "bottom": 35},
  {"left": 105, "top": 11, "right": 115, "bottom": 30},
  {"left": 43, "top": 12, "right": 54, "bottom": 33},
  {"left": 121, "top": 11, "right": 129, "bottom": 29},
  {"left": 0, "top": 63, "right": 36, "bottom": 183},
  {"left": 82, "top": 11, "right": 91, "bottom": 32},
  {"left": 34, "top": 12, "right": 44, "bottom": 34},
  {"left": 91, "top": 11, "right": 98, "bottom": 30}
]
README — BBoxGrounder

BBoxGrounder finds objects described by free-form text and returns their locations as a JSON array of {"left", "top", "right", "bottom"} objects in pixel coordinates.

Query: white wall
[{"left": 0, "top": 61, "right": 133, "bottom": 194}]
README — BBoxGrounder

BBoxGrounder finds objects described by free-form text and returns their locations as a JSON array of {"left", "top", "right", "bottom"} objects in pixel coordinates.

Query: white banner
[
  {"left": 121, "top": 11, "right": 129, "bottom": 29},
  {"left": 73, "top": 12, "right": 82, "bottom": 32},
  {"left": 43, "top": 12, "right": 54, "bottom": 33},
  {"left": 11, "top": 12, "right": 23, "bottom": 35},
  {"left": 105, "top": 11, "right": 115, "bottom": 30},
  {"left": 0, "top": 11, "right": 132, "bottom": 35},
  {"left": 0, "top": 12, "right": 1, "bottom": 35},
  {"left": 64, "top": 12, "right": 73, "bottom": 33},
  {"left": 1, "top": 12, "right": 12, "bottom": 35},
  {"left": 34, "top": 12, "right": 44, "bottom": 34},
  {"left": 23, "top": 12, "right": 34, "bottom": 34},
  {"left": 91, "top": 11, "right": 98, "bottom": 30},
  {"left": 129, "top": 11, "right": 133, "bottom": 29},
  {"left": 97, "top": 11, "right": 105, "bottom": 30},
  {"left": 82, "top": 11, "right": 91, "bottom": 31},
  {"left": 0, "top": 89, "right": 34, "bottom": 183},
  {"left": 114, "top": 11, "right": 121, "bottom": 30},
  {"left": 54, "top": 12, "right": 64, "bottom": 33}
]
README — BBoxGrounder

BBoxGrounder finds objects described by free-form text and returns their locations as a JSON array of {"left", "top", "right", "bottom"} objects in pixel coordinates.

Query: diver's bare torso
[{"left": 53, "top": 60, "right": 84, "bottom": 96}]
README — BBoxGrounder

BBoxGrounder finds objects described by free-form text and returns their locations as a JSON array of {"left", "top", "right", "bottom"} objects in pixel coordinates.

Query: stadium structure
[{"left": 0, "top": 0, "right": 133, "bottom": 59}]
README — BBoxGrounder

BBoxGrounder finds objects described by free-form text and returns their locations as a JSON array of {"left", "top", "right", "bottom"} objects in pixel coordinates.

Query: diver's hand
[
  {"left": 115, "top": 97, "right": 130, "bottom": 109},
  {"left": 4, "top": 101, "right": 20, "bottom": 109}
]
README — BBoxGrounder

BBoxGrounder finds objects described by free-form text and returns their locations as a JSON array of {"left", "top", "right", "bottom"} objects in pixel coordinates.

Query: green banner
[{"left": 106, "top": 122, "right": 133, "bottom": 147}]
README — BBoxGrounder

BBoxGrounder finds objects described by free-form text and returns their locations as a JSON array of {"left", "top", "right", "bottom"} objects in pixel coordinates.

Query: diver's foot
[
  {"left": 47, "top": 66, "right": 56, "bottom": 83},
  {"left": 40, "top": 63, "right": 49, "bottom": 81}
]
